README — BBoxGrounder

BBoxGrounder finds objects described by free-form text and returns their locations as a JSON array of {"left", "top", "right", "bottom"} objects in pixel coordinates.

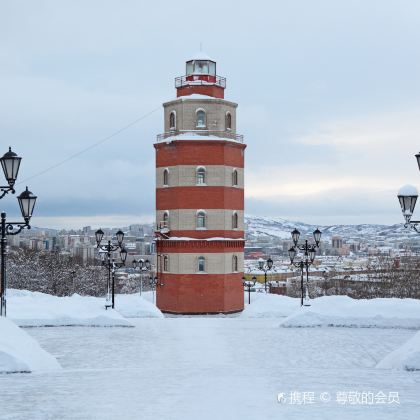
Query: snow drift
[
  {"left": 240, "top": 293, "right": 299, "bottom": 318},
  {"left": 376, "top": 330, "right": 420, "bottom": 371},
  {"left": 7, "top": 289, "right": 133, "bottom": 327},
  {"left": 114, "top": 294, "right": 164, "bottom": 318},
  {"left": 279, "top": 295, "right": 420, "bottom": 329},
  {"left": 0, "top": 317, "right": 61, "bottom": 373}
]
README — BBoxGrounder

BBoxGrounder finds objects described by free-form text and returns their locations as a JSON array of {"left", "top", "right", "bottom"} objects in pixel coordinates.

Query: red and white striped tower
[{"left": 154, "top": 53, "right": 245, "bottom": 314}]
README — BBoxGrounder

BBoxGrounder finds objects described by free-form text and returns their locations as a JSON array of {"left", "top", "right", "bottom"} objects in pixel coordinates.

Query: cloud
[{"left": 1, "top": 0, "right": 420, "bottom": 227}]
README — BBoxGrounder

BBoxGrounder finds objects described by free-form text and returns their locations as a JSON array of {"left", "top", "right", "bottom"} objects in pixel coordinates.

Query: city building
[{"left": 154, "top": 53, "right": 246, "bottom": 314}]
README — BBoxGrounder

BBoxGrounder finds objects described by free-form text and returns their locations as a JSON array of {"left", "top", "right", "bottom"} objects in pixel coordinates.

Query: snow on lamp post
[
  {"left": 258, "top": 257, "right": 274, "bottom": 293},
  {"left": 397, "top": 152, "right": 420, "bottom": 233},
  {"left": 288, "top": 228, "right": 322, "bottom": 307},
  {"left": 96, "top": 229, "right": 126, "bottom": 309},
  {"left": 397, "top": 184, "right": 419, "bottom": 233}
]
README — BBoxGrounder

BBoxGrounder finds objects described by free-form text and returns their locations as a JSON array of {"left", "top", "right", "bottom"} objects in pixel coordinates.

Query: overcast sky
[{"left": 1, "top": 0, "right": 419, "bottom": 229}]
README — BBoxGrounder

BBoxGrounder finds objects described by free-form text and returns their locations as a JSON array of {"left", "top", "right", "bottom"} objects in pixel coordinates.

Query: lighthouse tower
[{"left": 154, "top": 53, "right": 245, "bottom": 314}]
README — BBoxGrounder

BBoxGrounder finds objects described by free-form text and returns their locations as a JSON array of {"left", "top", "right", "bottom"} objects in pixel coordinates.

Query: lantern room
[
  {"left": 175, "top": 53, "right": 226, "bottom": 99},
  {"left": 186, "top": 54, "right": 216, "bottom": 78}
]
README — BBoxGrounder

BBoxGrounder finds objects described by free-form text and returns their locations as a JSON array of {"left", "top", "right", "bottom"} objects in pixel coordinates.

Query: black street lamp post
[
  {"left": 132, "top": 258, "right": 152, "bottom": 296},
  {"left": 258, "top": 257, "right": 274, "bottom": 293},
  {"left": 149, "top": 275, "right": 159, "bottom": 303},
  {"left": 288, "top": 228, "right": 322, "bottom": 307},
  {"left": 95, "top": 229, "right": 127, "bottom": 309},
  {"left": 0, "top": 147, "right": 37, "bottom": 317},
  {"left": 397, "top": 152, "right": 420, "bottom": 233},
  {"left": 243, "top": 275, "right": 257, "bottom": 304}
]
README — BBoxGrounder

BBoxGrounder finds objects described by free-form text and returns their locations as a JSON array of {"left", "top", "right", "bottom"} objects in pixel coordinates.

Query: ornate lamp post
[
  {"left": 397, "top": 153, "right": 420, "bottom": 233},
  {"left": 288, "top": 228, "right": 322, "bottom": 307},
  {"left": 243, "top": 275, "right": 257, "bottom": 305},
  {"left": 149, "top": 275, "right": 159, "bottom": 303},
  {"left": 0, "top": 147, "right": 37, "bottom": 317},
  {"left": 132, "top": 258, "right": 152, "bottom": 296},
  {"left": 258, "top": 257, "right": 274, "bottom": 293},
  {"left": 95, "top": 229, "right": 126, "bottom": 309}
]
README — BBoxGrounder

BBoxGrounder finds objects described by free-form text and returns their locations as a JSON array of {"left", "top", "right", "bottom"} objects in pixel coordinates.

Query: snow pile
[
  {"left": 0, "top": 317, "right": 61, "bottom": 373},
  {"left": 240, "top": 293, "right": 299, "bottom": 318},
  {"left": 376, "top": 330, "right": 420, "bottom": 371},
  {"left": 114, "top": 294, "right": 163, "bottom": 318},
  {"left": 8, "top": 289, "right": 133, "bottom": 327},
  {"left": 280, "top": 295, "right": 420, "bottom": 329}
]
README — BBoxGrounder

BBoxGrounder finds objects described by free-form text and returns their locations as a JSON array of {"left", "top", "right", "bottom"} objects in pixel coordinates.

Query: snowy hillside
[{"left": 245, "top": 215, "right": 413, "bottom": 240}]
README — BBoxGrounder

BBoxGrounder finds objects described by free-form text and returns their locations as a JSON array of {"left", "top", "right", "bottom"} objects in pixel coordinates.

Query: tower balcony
[
  {"left": 156, "top": 130, "right": 244, "bottom": 143},
  {"left": 175, "top": 74, "right": 226, "bottom": 89}
]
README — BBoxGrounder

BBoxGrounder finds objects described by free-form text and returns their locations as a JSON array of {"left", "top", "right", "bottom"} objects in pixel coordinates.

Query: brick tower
[{"left": 154, "top": 53, "right": 245, "bottom": 314}]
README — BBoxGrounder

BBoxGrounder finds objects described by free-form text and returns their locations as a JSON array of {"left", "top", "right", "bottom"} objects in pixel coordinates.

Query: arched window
[
  {"left": 163, "top": 255, "right": 169, "bottom": 272},
  {"left": 226, "top": 112, "right": 232, "bottom": 131},
  {"left": 163, "top": 211, "right": 169, "bottom": 229},
  {"left": 232, "top": 169, "right": 238, "bottom": 186},
  {"left": 232, "top": 255, "right": 238, "bottom": 272},
  {"left": 197, "top": 211, "right": 206, "bottom": 229},
  {"left": 196, "top": 167, "right": 206, "bottom": 185},
  {"left": 169, "top": 111, "right": 176, "bottom": 130},
  {"left": 198, "top": 256, "right": 206, "bottom": 272},
  {"left": 163, "top": 168, "right": 169, "bottom": 186},
  {"left": 232, "top": 211, "right": 238, "bottom": 229},
  {"left": 196, "top": 109, "right": 206, "bottom": 128}
]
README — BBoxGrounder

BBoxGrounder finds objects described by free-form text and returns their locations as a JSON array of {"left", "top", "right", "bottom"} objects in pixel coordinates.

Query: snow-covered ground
[
  {"left": 7, "top": 289, "right": 162, "bottom": 327},
  {"left": 376, "top": 330, "right": 420, "bottom": 371},
  {"left": 1, "top": 291, "right": 420, "bottom": 418},
  {"left": 0, "top": 317, "right": 61, "bottom": 374},
  {"left": 0, "top": 318, "right": 418, "bottom": 419},
  {"left": 241, "top": 293, "right": 420, "bottom": 329}
]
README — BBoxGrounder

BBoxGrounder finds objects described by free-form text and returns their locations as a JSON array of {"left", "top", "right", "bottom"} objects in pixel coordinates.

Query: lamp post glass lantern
[
  {"left": 397, "top": 153, "right": 420, "bottom": 233},
  {"left": 17, "top": 187, "right": 37, "bottom": 223},
  {"left": 397, "top": 184, "right": 420, "bottom": 230},
  {"left": 0, "top": 147, "right": 21, "bottom": 189}
]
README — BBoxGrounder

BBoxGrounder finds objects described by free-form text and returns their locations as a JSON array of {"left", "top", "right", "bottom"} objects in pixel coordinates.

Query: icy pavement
[{"left": 0, "top": 318, "right": 419, "bottom": 419}]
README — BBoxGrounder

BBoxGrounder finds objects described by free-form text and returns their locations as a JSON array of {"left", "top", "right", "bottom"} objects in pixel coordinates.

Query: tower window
[
  {"left": 196, "top": 109, "right": 206, "bottom": 128},
  {"left": 232, "top": 211, "right": 238, "bottom": 229},
  {"left": 163, "top": 168, "right": 169, "bottom": 186},
  {"left": 226, "top": 112, "right": 232, "bottom": 131},
  {"left": 163, "top": 211, "right": 169, "bottom": 229},
  {"left": 233, "top": 255, "right": 238, "bottom": 272},
  {"left": 197, "top": 211, "right": 206, "bottom": 229},
  {"left": 196, "top": 167, "right": 206, "bottom": 185},
  {"left": 163, "top": 255, "right": 169, "bottom": 272},
  {"left": 232, "top": 169, "right": 238, "bottom": 186},
  {"left": 169, "top": 111, "right": 176, "bottom": 130},
  {"left": 198, "top": 256, "right": 206, "bottom": 272}
]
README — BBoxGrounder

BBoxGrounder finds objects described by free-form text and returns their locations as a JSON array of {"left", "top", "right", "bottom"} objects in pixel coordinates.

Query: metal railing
[
  {"left": 156, "top": 130, "right": 244, "bottom": 143},
  {"left": 175, "top": 75, "right": 226, "bottom": 89}
]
